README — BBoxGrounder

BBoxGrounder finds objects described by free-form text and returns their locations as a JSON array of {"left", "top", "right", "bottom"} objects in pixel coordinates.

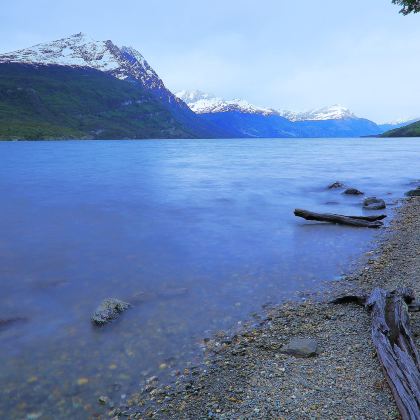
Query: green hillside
[
  {"left": 0, "top": 64, "right": 196, "bottom": 140},
  {"left": 381, "top": 120, "right": 420, "bottom": 137}
]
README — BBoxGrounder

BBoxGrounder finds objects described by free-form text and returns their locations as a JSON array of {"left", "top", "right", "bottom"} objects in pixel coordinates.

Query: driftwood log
[
  {"left": 294, "top": 209, "right": 386, "bottom": 228},
  {"left": 332, "top": 288, "right": 420, "bottom": 419}
]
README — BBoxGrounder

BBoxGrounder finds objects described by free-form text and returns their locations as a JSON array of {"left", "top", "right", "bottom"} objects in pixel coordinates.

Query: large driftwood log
[
  {"left": 332, "top": 288, "right": 420, "bottom": 419},
  {"left": 368, "top": 289, "right": 420, "bottom": 419},
  {"left": 346, "top": 214, "right": 387, "bottom": 222},
  {"left": 294, "top": 209, "right": 386, "bottom": 228}
]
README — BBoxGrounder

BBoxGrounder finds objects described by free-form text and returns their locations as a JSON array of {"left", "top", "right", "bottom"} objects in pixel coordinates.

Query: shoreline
[{"left": 113, "top": 197, "right": 420, "bottom": 419}]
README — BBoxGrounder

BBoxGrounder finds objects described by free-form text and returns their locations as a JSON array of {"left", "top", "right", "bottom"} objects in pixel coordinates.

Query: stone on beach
[
  {"left": 344, "top": 188, "right": 364, "bottom": 195},
  {"left": 91, "top": 298, "right": 131, "bottom": 326},
  {"left": 363, "top": 197, "right": 386, "bottom": 210},
  {"left": 98, "top": 395, "right": 110, "bottom": 405},
  {"left": 280, "top": 338, "right": 319, "bottom": 358}
]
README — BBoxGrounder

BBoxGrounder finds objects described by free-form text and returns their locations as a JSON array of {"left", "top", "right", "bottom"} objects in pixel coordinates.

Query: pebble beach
[{"left": 113, "top": 196, "right": 420, "bottom": 419}]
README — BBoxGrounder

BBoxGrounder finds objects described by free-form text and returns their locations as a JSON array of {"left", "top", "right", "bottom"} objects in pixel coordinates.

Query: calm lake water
[{"left": 0, "top": 138, "right": 419, "bottom": 418}]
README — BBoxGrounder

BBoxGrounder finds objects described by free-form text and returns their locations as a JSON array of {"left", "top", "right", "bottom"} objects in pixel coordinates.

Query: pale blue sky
[{"left": 1, "top": 0, "right": 419, "bottom": 122}]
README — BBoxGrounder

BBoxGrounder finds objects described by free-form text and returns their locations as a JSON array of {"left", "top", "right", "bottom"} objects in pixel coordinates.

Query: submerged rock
[
  {"left": 0, "top": 317, "right": 28, "bottom": 330},
  {"left": 328, "top": 181, "right": 344, "bottom": 189},
  {"left": 281, "top": 338, "right": 319, "bottom": 358},
  {"left": 363, "top": 197, "right": 386, "bottom": 210},
  {"left": 344, "top": 188, "right": 364, "bottom": 195},
  {"left": 129, "top": 287, "right": 189, "bottom": 305},
  {"left": 129, "top": 291, "right": 156, "bottom": 305},
  {"left": 325, "top": 201, "right": 340, "bottom": 205},
  {"left": 406, "top": 187, "right": 420, "bottom": 197},
  {"left": 91, "top": 298, "right": 131, "bottom": 326},
  {"left": 159, "top": 287, "right": 189, "bottom": 298}
]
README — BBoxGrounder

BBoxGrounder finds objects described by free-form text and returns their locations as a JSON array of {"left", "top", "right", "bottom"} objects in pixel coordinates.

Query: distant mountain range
[
  {"left": 176, "top": 90, "right": 416, "bottom": 138},
  {"left": 0, "top": 34, "right": 417, "bottom": 140},
  {"left": 177, "top": 90, "right": 356, "bottom": 121}
]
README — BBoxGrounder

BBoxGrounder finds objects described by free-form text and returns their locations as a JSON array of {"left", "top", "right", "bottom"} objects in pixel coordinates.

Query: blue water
[{"left": 0, "top": 138, "right": 419, "bottom": 418}]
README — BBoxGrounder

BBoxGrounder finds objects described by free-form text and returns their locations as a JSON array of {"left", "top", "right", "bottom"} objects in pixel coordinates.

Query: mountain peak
[
  {"left": 175, "top": 90, "right": 275, "bottom": 116},
  {"left": 0, "top": 33, "right": 115, "bottom": 70},
  {"left": 279, "top": 105, "right": 356, "bottom": 122},
  {"left": 0, "top": 33, "right": 170, "bottom": 95},
  {"left": 176, "top": 90, "right": 215, "bottom": 103},
  {"left": 315, "top": 104, "right": 355, "bottom": 119}
]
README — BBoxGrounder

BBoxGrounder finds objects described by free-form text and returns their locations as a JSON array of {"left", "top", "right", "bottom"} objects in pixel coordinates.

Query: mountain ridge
[
  {"left": 0, "top": 33, "right": 165, "bottom": 90},
  {"left": 0, "top": 34, "right": 232, "bottom": 139},
  {"left": 0, "top": 35, "right": 416, "bottom": 140},
  {"left": 0, "top": 63, "right": 199, "bottom": 140},
  {"left": 176, "top": 90, "right": 404, "bottom": 138},
  {"left": 176, "top": 90, "right": 407, "bottom": 125},
  {"left": 381, "top": 120, "right": 420, "bottom": 137}
]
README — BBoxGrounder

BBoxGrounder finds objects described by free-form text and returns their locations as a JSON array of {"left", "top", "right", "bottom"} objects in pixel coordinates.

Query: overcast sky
[{"left": 1, "top": 0, "right": 419, "bottom": 122}]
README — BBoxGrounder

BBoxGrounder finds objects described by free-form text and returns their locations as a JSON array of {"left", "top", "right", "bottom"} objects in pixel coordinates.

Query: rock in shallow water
[
  {"left": 363, "top": 197, "right": 386, "bottom": 210},
  {"left": 0, "top": 317, "right": 28, "bottom": 330},
  {"left": 344, "top": 188, "right": 364, "bottom": 195},
  {"left": 328, "top": 181, "right": 344, "bottom": 189},
  {"left": 91, "top": 298, "right": 131, "bottom": 326},
  {"left": 406, "top": 187, "right": 420, "bottom": 197},
  {"left": 281, "top": 338, "right": 319, "bottom": 358}
]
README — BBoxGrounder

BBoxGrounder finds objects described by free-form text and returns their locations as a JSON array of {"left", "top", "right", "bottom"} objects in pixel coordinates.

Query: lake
[{"left": 0, "top": 138, "right": 419, "bottom": 418}]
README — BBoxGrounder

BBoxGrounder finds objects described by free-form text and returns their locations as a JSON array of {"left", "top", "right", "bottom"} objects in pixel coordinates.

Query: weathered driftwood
[
  {"left": 332, "top": 288, "right": 420, "bottom": 419},
  {"left": 368, "top": 289, "right": 420, "bottom": 420},
  {"left": 347, "top": 214, "right": 387, "bottom": 222},
  {"left": 294, "top": 209, "right": 386, "bottom": 228},
  {"left": 330, "top": 288, "right": 415, "bottom": 307},
  {"left": 329, "top": 293, "right": 368, "bottom": 306}
]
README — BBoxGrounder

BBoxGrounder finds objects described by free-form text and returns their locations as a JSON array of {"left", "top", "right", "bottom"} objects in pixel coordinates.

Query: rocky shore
[{"left": 113, "top": 197, "right": 420, "bottom": 419}]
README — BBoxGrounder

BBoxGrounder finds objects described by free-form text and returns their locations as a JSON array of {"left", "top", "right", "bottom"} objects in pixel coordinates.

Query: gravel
[{"left": 117, "top": 197, "right": 420, "bottom": 419}]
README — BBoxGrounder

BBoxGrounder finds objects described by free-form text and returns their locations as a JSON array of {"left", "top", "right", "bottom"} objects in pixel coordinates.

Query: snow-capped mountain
[
  {"left": 175, "top": 90, "right": 296, "bottom": 138},
  {"left": 0, "top": 35, "right": 414, "bottom": 140},
  {"left": 177, "top": 91, "right": 358, "bottom": 122},
  {"left": 0, "top": 33, "right": 158, "bottom": 85},
  {"left": 176, "top": 90, "right": 387, "bottom": 138},
  {"left": 177, "top": 89, "right": 416, "bottom": 134},
  {"left": 279, "top": 105, "right": 356, "bottom": 122},
  {"left": 0, "top": 33, "right": 186, "bottom": 107},
  {"left": 176, "top": 90, "right": 276, "bottom": 116},
  {"left": 0, "top": 34, "right": 235, "bottom": 139}
]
